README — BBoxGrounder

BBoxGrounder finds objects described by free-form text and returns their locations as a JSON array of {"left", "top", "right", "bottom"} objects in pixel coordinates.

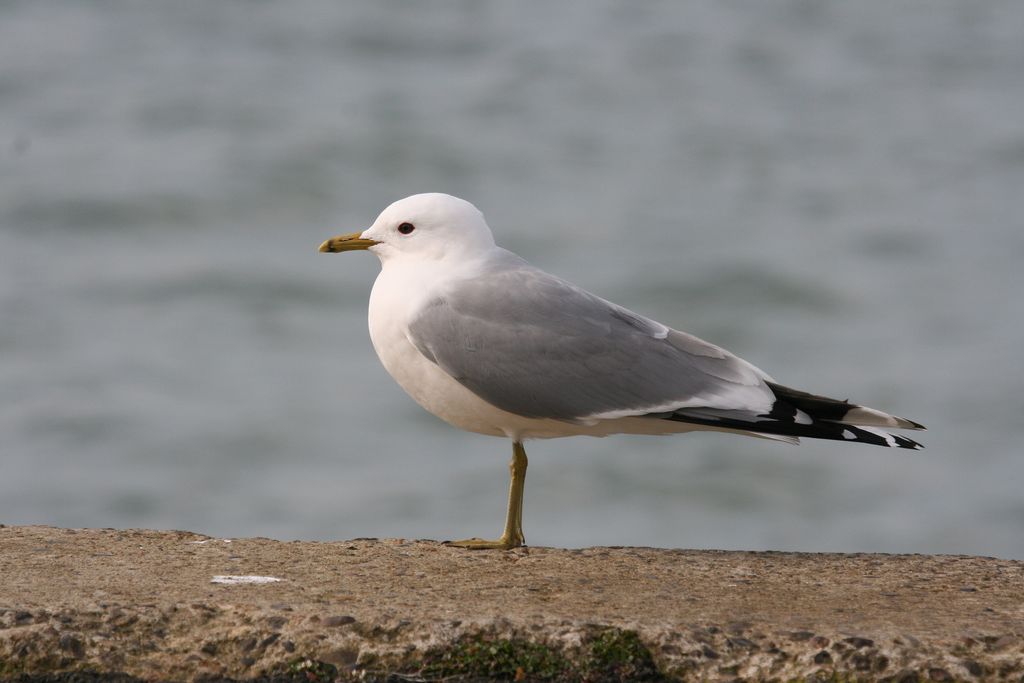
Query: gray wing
[{"left": 407, "top": 253, "right": 774, "bottom": 423}]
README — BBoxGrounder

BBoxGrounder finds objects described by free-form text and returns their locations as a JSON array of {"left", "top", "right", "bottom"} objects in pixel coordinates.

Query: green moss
[
  {"left": 416, "top": 628, "right": 662, "bottom": 682},
  {"left": 421, "top": 634, "right": 569, "bottom": 680},
  {"left": 0, "top": 659, "right": 25, "bottom": 677},
  {"left": 581, "top": 629, "right": 660, "bottom": 681}
]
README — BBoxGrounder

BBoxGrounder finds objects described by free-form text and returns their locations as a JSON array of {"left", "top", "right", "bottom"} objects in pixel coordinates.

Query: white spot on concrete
[{"left": 211, "top": 575, "right": 282, "bottom": 585}]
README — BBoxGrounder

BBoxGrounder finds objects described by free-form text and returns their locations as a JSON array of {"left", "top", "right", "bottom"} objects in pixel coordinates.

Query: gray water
[{"left": 3, "top": 1, "right": 1023, "bottom": 558}]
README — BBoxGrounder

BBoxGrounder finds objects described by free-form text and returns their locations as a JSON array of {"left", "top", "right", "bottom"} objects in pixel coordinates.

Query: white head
[{"left": 319, "top": 193, "right": 496, "bottom": 262}]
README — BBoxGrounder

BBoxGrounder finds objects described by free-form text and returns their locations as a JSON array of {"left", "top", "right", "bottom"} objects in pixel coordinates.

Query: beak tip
[{"left": 318, "top": 232, "right": 377, "bottom": 253}]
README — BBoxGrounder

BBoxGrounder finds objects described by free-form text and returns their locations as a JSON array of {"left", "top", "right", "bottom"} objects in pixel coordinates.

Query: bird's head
[{"left": 319, "top": 193, "right": 496, "bottom": 262}]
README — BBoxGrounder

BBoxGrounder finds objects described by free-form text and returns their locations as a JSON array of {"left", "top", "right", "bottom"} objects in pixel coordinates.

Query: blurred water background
[{"left": 2, "top": 1, "right": 1023, "bottom": 558}]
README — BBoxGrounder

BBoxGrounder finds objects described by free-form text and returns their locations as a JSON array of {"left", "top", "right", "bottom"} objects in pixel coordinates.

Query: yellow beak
[{"left": 318, "top": 232, "right": 379, "bottom": 253}]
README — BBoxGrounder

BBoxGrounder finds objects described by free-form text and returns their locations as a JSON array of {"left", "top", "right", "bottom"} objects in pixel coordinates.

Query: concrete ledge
[{"left": 1, "top": 526, "right": 1022, "bottom": 681}]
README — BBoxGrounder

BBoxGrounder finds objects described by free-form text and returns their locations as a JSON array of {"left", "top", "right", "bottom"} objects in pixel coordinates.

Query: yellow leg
[{"left": 447, "top": 441, "right": 528, "bottom": 550}]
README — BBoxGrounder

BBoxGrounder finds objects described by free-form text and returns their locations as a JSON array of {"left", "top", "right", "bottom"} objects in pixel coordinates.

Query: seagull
[{"left": 319, "top": 193, "right": 924, "bottom": 549}]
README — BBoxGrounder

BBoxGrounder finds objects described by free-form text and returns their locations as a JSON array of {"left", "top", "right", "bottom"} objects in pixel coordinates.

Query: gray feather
[{"left": 407, "top": 251, "right": 770, "bottom": 422}]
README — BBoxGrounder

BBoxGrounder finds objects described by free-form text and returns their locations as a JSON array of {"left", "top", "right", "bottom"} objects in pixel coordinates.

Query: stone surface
[{"left": 0, "top": 525, "right": 1022, "bottom": 681}]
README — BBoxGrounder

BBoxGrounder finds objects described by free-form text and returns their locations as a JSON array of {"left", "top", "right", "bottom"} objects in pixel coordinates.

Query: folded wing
[{"left": 408, "top": 252, "right": 923, "bottom": 449}]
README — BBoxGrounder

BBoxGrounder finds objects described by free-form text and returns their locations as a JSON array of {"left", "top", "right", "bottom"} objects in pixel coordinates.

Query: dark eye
[{"left": 397, "top": 222, "right": 415, "bottom": 235}]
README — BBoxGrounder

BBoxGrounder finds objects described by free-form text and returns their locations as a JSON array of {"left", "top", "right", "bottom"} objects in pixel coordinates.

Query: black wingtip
[{"left": 893, "top": 434, "right": 924, "bottom": 450}]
